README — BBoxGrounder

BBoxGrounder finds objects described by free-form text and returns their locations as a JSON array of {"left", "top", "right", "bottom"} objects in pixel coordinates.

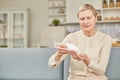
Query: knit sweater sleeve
[
  {"left": 88, "top": 36, "right": 112, "bottom": 75},
  {"left": 48, "top": 34, "right": 72, "bottom": 68}
]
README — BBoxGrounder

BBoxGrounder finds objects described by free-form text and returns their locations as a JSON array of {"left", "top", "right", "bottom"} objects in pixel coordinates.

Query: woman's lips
[{"left": 83, "top": 25, "right": 89, "bottom": 28}]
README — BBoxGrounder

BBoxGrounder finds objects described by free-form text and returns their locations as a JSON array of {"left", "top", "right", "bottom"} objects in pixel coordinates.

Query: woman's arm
[
  {"left": 48, "top": 51, "right": 67, "bottom": 68},
  {"left": 48, "top": 43, "right": 80, "bottom": 68},
  {"left": 48, "top": 34, "right": 72, "bottom": 68},
  {"left": 87, "top": 36, "right": 112, "bottom": 75}
]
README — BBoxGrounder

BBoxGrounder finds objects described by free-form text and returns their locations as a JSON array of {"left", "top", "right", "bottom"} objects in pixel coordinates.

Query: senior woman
[{"left": 48, "top": 4, "right": 112, "bottom": 80}]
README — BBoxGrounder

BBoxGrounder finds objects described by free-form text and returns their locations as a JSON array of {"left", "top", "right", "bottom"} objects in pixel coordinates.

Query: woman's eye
[
  {"left": 87, "top": 17, "right": 91, "bottom": 19},
  {"left": 79, "top": 18, "right": 85, "bottom": 20}
]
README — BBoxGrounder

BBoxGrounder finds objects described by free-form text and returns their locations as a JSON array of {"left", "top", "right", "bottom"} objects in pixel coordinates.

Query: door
[
  {"left": 11, "top": 11, "right": 27, "bottom": 48},
  {"left": 0, "top": 10, "right": 28, "bottom": 48},
  {"left": 0, "top": 11, "right": 10, "bottom": 48}
]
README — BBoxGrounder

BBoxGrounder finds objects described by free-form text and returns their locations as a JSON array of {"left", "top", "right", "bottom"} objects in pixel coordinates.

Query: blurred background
[{"left": 0, "top": 0, "right": 120, "bottom": 48}]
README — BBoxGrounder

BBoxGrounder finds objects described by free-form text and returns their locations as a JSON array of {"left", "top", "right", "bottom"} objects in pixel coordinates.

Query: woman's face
[{"left": 78, "top": 9, "right": 97, "bottom": 32}]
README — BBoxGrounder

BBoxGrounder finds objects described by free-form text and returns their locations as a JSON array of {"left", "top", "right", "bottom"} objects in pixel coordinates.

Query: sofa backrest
[
  {"left": 0, "top": 48, "right": 63, "bottom": 80},
  {"left": 105, "top": 47, "right": 120, "bottom": 80},
  {"left": 0, "top": 48, "right": 120, "bottom": 80}
]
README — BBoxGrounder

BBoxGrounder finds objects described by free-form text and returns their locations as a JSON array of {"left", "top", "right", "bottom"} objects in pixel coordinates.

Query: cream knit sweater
[{"left": 48, "top": 30, "right": 112, "bottom": 76}]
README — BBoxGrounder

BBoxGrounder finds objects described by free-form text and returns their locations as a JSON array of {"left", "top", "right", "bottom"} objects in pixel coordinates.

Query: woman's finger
[
  {"left": 57, "top": 44, "right": 69, "bottom": 54},
  {"left": 71, "top": 51, "right": 81, "bottom": 61},
  {"left": 79, "top": 54, "right": 90, "bottom": 65}
]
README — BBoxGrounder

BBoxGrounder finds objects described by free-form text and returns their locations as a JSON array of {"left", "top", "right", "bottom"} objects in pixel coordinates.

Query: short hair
[{"left": 77, "top": 4, "right": 97, "bottom": 18}]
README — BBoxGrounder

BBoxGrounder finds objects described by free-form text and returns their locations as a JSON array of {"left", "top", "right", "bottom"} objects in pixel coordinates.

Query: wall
[
  {"left": 66, "top": 0, "right": 82, "bottom": 23},
  {"left": 0, "top": 0, "right": 49, "bottom": 47},
  {"left": 40, "top": 27, "right": 66, "bottom": 48}
]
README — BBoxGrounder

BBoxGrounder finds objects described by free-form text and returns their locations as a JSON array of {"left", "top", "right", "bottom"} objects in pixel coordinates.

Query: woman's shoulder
[
  {"left": 67, "top": 31, "right": 80, "bottom": 37},
  {"left": 63, "top": 31, "right": 80, "bottom": 43},
  {"left": 99, "top": 31, "right": 112, "bottom": 40}
]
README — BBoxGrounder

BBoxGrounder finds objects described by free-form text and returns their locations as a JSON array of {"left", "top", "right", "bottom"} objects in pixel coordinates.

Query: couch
[{"left": 0, "top": 48, "right": 120, "bottom": 80}]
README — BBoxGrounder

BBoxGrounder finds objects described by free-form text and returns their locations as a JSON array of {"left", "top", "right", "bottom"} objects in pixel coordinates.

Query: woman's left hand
[{"left": 79, "top": 54, "right": 90, "bottom": 65}]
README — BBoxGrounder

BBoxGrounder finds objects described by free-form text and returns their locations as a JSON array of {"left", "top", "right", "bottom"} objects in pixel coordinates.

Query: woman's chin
[{"left": 82, "top": 28, "right": 91, "bottom": 31}]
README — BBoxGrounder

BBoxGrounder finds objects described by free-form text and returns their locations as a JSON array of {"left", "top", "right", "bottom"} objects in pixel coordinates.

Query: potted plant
[
  {"left": 0, "top": 45, "right": 8, "bottom": 48},
  {"left": 52, "top": 19, "right": 60, "bottom": 26}
]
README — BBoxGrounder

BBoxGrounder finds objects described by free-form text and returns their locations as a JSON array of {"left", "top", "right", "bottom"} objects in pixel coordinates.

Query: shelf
[
  {"left": 112, "top": 42, "right": 120, "bottom": 47},
  {"left": 103, "top": 7, "right": 120, "bottom": 10},
  {"left": 48, "top": 0, "right": 120, "bottom": 26},
  {"left": 48, "top": 0, "right": 64, "bottom": 1},
  {"left": 48, "top": 0, "right": 66, "bottom": 26},
  {"left": 13, "top": 23, "right": 24, "bottom": 26},
  {"left": 97, "top": 20, "right": 120, "bottom": 23},
  {"left": 49, "top": 20, "right": 120, "bottom": 26},
  {"left": 0, "top": 37, "right": 7, "bottom": 39},
  {"left": 49, "top": 22, "right": 66, "bottom": 26},
  {"left": 49, "top": 14, "right": 66, "bottom": 17},
  {"left": 101, "top": 0, "right": 120, "bottom": 23},
  {"left": 49, "top": 5, "right": 65, "bottom": 8}
]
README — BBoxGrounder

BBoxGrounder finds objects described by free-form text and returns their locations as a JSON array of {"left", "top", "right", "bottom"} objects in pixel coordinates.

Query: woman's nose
[{"left": 83, "top": 20, "right": 89, "bottom": 25}]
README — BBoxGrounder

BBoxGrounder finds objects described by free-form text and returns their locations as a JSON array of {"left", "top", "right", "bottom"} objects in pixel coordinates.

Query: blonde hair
[{"left": 77, "top": 4, "right": 97, "bottom": 18}]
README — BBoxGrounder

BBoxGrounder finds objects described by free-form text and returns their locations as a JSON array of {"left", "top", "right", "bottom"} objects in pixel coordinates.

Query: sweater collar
[{"left": 79, "top": 30, "right": 99, "bottom": 39}]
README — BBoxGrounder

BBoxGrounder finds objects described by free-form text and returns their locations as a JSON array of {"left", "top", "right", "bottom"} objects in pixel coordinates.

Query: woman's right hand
[
  {"left": 57, "top": 44, "right": 81, "bottom": 61},
  {"left": 57, "top": 44, "right": 69, "bottom": 55},
  {"left": 55, "top": 44, "right": 68, "bottom": 61}
]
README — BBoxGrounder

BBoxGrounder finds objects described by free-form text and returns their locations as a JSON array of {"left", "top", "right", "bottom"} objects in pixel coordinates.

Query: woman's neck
[{"left": 83, "top": 29, "right": 97, "bottom": 37}]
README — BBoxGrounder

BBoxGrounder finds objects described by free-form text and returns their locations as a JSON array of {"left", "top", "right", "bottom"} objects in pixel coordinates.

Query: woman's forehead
[{"left": 79, "top": 10, "right": 93, "bottom": 17}]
